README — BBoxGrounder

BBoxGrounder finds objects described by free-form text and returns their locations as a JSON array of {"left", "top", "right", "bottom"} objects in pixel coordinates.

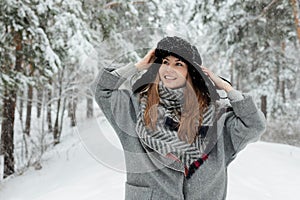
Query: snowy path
[{"left": 0, "top": 116, "right": 300, "bottom": 200}]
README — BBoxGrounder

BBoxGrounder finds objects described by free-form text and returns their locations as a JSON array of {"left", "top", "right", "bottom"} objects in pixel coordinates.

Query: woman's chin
[{"left": 161, "top": 81, "right": 185, "bottom": 89}]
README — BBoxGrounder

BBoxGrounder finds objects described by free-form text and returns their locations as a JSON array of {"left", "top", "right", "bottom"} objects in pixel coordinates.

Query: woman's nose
[{"left": 166, "top": 64, "right": 174, "bottom": 71}]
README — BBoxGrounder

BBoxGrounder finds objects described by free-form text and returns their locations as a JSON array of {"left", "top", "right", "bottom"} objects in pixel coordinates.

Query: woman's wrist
[
  {"left": 223, "top": 84, "right": 234, "bottom": 93},
  {"left": 134, "top": 63, "right": 144, "bottom": 71}
]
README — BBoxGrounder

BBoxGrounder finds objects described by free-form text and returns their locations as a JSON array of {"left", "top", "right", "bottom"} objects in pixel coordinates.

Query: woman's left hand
[{"left": 201, "top": 66, "right": 234, "bottom": 93}]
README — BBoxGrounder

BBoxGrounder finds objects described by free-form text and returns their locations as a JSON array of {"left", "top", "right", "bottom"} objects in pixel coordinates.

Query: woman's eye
[
  {"left": 176, "top": 63, "right": 183, "bottom": 67},
  {"left": 162, "top": 60, "right": 169, "bottom": 65}
]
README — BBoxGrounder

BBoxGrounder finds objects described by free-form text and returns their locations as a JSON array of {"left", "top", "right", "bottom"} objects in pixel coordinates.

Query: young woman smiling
[{"left": 92, "top": 36, "right": 266, "bottom": 200}]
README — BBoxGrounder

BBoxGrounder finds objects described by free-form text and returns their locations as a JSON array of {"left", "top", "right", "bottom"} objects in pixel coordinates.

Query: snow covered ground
[{"left": 0, "top": 115, "right": 300, "bottom": 200}]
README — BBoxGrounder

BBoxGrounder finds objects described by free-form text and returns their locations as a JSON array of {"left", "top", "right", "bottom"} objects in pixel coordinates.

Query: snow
[{"left": 1, "top": 112, "right": 300, "bottom": 200}]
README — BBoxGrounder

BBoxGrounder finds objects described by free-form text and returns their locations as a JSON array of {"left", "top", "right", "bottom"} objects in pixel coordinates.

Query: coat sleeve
[
  {"left": 223, "top": 93, "right": 266, "bottom": 164},
  {"left": 90, "top": 63, "right": 141, "bottom": 139}
]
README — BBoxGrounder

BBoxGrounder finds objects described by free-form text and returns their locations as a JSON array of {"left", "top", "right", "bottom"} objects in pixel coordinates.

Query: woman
[{"left": 92, "top": 36, "right": 266, "bottom": 200}]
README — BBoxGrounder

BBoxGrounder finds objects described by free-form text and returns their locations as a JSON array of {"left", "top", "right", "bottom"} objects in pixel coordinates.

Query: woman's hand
[
  {"left": 135, "top": 49, "right": 156, "bottom": 71},
  {"left": 201, "top": 66, "right": 234, "bottom": 93}
]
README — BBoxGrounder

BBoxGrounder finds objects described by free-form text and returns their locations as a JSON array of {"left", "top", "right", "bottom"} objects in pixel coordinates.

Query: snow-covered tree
[
  {"left": 0, "top": 0, "right": 94, "bottom": 177},
  {"left": 190, "top": 0, "right": 298, "bottom": 119},
  {"left": 0, "top": 0, "right": 60, "bottom": 177}
]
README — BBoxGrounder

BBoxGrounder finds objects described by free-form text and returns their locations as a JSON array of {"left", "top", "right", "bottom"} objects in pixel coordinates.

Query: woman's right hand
[{"left": 135, "top": 49, "right": 156, "bottom": 71}]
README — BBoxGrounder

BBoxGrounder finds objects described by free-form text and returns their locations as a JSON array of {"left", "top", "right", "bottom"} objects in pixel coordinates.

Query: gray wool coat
[{"left": 91, "top": 64, "right": 266, "bottom": 200}]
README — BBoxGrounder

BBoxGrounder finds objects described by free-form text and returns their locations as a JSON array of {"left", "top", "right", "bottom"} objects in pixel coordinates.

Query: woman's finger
[
  {"left": 201, "top": 66, "right": 213, "bottom": 77},
  {"left": 146, "top": 49, "right": 156, "bottom": 63},
  {"left": 135, "top": 49, "right": 157, "bottom": 70}
]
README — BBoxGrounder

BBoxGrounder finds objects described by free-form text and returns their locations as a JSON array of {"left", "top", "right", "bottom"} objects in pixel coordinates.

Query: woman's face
[{"left": 158, "top": 55, "right": 188, "bottom": 89}]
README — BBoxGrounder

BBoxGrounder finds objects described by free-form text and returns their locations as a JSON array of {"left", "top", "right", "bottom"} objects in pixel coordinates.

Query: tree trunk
[
  {"left": 25, "top": 84, "right": 33, "bottom": 135},
  {"left": 47, "top": 81, "right": 53, "bottom": 133},
  {"left": 236, "top": 70, "right": 242, "bottom": 90},
  {"left": 60, "top": 97, "right": 67, "bottom": 134},
  {"left": 280, "top": 42, "right": 286, "bottom": 103},
  {"left": 87, "top": 96, "right": 93, "bottom": 118},
  {"left": 70, "top": 96, "right": 77, "bottom": 127},
  {"left": 25, "top": 40, "right": 35, "bottom": 133},
  {"left": 274, "top": 65, "right": 280, "bottom": 94},
  {"left": 37, "top": 87, "right": 43, "bottom": 118},
  {"left": 230, "top": 59, "right": 234, "bottom": 86},
  {"left": 19, "top": 90, "right": 24, "bottom": 122},
  {"left": 53, "top": 71, "right": 63, "bottom": 145},
  {"left": 261, "top": 95, "right": 267, "bottom": 119},
  {"left": 68, "top": 100, "right": 72, "bottom": 117},
  {"left": 0, "top": 87, "right": 16, "bottom": 178},
  {"left": 53, "top": 96, "right": 61, "bottom": 145},
  {"left": 0, "top": 30, "right": 23, "bottom": 178},
  {"left": 281, "top": 80, "right": 286, "bottom": 103},
  {"left": 290, "top": 0, "right": 300, "bottom": 42},
  {"left": 0, "top": 155, "right": 4, "bottom": 181}
]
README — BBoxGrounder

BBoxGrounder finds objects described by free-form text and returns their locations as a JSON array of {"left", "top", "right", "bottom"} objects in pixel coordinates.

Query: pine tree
[
  {"left": 0, "top": 0, "right": 61, "bottom": 177},
  {"left": 191, "top": 0, "right": 298, "bottom": 119}
]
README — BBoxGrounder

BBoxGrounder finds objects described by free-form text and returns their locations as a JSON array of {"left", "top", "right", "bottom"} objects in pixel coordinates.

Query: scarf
[{"left": 136, "top": 82, "right": 216, "bottom": 177}]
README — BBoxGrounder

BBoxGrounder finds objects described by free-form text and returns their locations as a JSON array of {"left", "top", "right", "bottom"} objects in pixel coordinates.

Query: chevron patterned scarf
[{"left": 136, "top": 82, "right": 215, "bottom": 171}]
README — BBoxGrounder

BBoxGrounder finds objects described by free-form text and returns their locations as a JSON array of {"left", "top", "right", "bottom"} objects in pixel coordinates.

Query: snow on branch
[{"left": 103, "top": 1, "right": 146, "bottom": 9}]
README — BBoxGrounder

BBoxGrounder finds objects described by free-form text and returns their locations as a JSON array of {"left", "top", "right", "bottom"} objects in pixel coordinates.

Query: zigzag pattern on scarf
[{"left": 136, "top": 82, "right": 216, "bottom": 171}]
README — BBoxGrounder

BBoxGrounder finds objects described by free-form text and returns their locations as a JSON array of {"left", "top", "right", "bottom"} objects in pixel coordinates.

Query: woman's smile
[{"left": 164, "top": 75, "right": 177, "bottom": 80}]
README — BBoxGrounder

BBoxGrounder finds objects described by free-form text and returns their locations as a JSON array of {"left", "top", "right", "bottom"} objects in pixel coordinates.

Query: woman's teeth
[{"left": 165, "top": 75, "right": 176, "bottom": 80}]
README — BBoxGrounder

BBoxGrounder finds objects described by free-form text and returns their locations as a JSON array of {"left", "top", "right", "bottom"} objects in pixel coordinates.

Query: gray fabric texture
[
  {"left": 227, "top": 89, "right": 244, "bottom": 101},
  {"left": 91, "top": 64, "right": 266, "bottom": 200}
]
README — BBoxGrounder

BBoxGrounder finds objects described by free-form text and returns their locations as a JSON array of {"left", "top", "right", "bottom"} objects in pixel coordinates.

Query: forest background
[{"left": 0, "top": 0, "right": 300, "bottom": 180}]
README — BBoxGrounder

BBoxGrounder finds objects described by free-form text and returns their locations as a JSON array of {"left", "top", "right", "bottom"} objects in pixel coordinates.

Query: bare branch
[
  {"left": 262, "top": 0, "right": 280, "bottom": 14},
  {"left": 254, "top": 0, "right": 281, "bottom": 21}
]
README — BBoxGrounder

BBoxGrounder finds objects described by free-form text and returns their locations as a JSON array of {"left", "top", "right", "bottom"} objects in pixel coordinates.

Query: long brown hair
[{"left": 143, "top": 73, "right": 210, "bottom": 144}]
